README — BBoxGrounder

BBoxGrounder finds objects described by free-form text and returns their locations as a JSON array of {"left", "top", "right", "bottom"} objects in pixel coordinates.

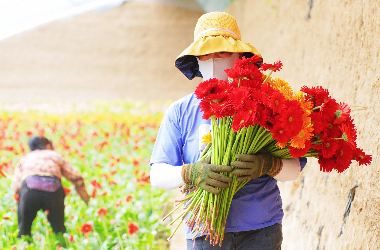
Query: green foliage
[{"left": 0, "top": 101, "right": 173, "bottom": 250}]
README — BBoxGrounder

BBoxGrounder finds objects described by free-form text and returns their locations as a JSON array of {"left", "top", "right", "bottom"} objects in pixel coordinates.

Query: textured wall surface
[{"left": 228, "top": 1, "right": 379, "bottom": 249}]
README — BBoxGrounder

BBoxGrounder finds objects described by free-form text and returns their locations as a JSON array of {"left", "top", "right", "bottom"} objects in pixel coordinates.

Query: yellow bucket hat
[{"left": 175, "top": 12, "right": 262, "bottom": 80}]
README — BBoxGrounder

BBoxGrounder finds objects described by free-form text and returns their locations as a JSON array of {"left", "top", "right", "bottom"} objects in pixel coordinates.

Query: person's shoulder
[
  {"left": 169, "top": 93, "right": 198, "bottom": 112},
  {"left": 42, "top": 150, "right": 64, "bottom": 159}
]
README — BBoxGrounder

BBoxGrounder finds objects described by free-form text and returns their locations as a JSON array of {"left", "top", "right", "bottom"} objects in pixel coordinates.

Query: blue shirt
[{"left": 150, "top": 93, "right": 307, "bottom": 239}]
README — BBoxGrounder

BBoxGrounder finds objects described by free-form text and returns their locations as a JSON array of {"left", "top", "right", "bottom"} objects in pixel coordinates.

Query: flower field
[{"left": 0, "top": 101, "right": 172, "bottom": 250}]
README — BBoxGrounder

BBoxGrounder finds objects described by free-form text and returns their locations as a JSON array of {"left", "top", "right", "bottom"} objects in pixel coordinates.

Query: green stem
[{"left": 262, "top": 70, "right": 274, "bottom": 84}]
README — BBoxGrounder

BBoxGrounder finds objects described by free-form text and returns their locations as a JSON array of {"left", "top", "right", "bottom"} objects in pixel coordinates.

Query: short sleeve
[{"left": 150, "top": 103, "right": 184, "bottom": 166}]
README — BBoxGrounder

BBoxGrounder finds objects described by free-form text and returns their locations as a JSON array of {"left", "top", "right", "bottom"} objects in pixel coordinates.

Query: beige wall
[
  {"left": 0, "top": 1, "right": 203, "bottom": 103},
  {"left": 228, "top": 0, "right": 379, "bottom": 249}
]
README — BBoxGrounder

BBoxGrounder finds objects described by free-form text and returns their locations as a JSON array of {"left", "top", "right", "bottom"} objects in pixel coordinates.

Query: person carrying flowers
[
  {"left": 11, "top": 136, "right": 90, "bottom": 238},
  {"left": 150, "top": 12, "right": 307, "bottom": 249}
]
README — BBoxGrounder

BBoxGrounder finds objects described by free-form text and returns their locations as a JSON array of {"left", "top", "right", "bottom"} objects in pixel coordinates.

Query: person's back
[{"left": 11, "top": 136, "right": 89, "bottom": 238}]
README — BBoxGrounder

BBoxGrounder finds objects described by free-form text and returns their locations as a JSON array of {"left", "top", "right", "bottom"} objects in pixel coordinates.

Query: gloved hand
[
  {"left": 181, "top": 158, "right": 233, "bottom": 195},
  {"left": 231, "top": 154, "right": 283, "bottom": 182}
]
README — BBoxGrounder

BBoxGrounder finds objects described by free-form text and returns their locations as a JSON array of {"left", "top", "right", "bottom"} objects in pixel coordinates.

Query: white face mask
[{"left": 197, "top": 53, "right": 240, "bottom": 81}]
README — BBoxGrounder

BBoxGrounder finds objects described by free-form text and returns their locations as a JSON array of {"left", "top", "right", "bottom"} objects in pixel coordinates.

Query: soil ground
[{"left": 0, "top": 0, "right": 379, "bottom": 249}]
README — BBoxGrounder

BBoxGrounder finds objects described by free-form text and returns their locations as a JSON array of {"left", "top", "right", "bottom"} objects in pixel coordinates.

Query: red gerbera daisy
[
  {"left": 81, "top": 223, "right": 92, "bottom": 234},
  {"left": 318, "top": 156, "right": 336, "bottom": 172},
  {"left": 340, "top": 118, "right": 357, "bottom": 149},
  {"left": 278, "top": 103, "right": 304, "bottom": 136},
  {"left": 194, "top": 78, "right": 219, "bottom": 99},
  {"left": 310, "top": 112, "right": 325, "bottom": 135},
  {"left": 128, "top": 222, "right": 139, "bottom": 235},
  {"left": 289, "top": 140, "right": 312, "bottom": 158},
  {"left": 333, "top": 102, "right": 351, "bottom": 124},
  {"left": 271, "top": 123, "right": 292, "bottom": 143},
  {"left": 334, "top": 141, "right": 354, "bottom": 172},
  {"left": 301, "top": 86, "right": 330, "bottom": 106},
  {"left": 97, "top": 207, "right": 108, "bottom": 218},
  {"left": 260, "top": 61, "right": 283, "bottom": 72},
  {"left": 353, "top": 148, "right": 372, "bottom": 166},
  {"left": 230, "top": 87, "right": 251, "bottom": 111},
  {"left": 321, "top": 138, "right": 340, "bottom": 158},
  {"left": 269, "top": 91, "right": 286, "bottom": 114},
  {"left": 320, "top": 98, "right": 339, "bottom": 122},
  {"left": 91, "top": 180, "right": 102, "bottom": 189},
  {"left": 232, "top": 110, "right": 251, "bottom": 132}
]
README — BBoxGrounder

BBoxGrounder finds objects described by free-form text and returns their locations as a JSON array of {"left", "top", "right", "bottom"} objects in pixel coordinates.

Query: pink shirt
[{"left": 11, "top": 150, "right": 84, "bottom": 193}]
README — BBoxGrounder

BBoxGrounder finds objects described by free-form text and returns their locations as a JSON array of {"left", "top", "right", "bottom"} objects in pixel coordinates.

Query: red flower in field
[
  {"left": 91, "top": 180, "right": 102, "bottom": 189},
  {"left": 126, "top": 195, "right": 133, "bottom": 202},
  {"left": 91, "top": 189, "right": 97, "bottom": 198},
  {"left": 260, "top": 61, "right": 283, "bottom": 72},
  {"left": 100, "top": 173, "right": 109, "bottom": 179},
  {"left": 108, "top": 180, "right": 117, "bottom": 186},
  {"left": 132, "top": 159, "right": 139, "bottom": 167},
  {"left": 128, "top": 222, "right": 139, "bottom": 235},
  {"left": 97, "top": 207, "right": 108, "bottom": 218},
  {"left": 81, "top": 223, "right": 93, "bottom": 234},
  {"left": 100, "top": 191, "right": 107, "bottom": 197},
  {"left": 14, "top": 193, "right": 19, "bottom": 202},
  {"left": 69, "top": 235, "right": 74, "bottom": 242},
  {"left": 45, "top": 210, "right": 50, "bottom": 215},
  {"left": 115, "top": 199, "right": 122, "bottom": 208},
  {"left": 57, "top": 246, "right": 62, "bottom": 250},
  {"left": 3, "top": 216, "right": 10, "bottom": 220},
  {"left": 95, "top": 163, "right": 101, "bottom": 168}
]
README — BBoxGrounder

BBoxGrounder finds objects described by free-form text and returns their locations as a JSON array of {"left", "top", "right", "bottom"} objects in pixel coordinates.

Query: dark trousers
[
  {"left": 17, "top": 181, "right": 66, "bottom": 238},
  {"left": 187, "top": 223, "right": 282, "bottom": 250}
]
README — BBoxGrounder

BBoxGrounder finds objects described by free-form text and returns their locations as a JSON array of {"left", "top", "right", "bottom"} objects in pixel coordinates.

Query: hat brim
[{"left": 175, "top": 36, "right": 262, "bottom": 80}]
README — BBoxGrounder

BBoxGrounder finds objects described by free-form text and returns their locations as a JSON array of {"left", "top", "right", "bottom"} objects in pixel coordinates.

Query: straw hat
[{"left": 175, "top": 12, "right": 262, "bottom": 80}]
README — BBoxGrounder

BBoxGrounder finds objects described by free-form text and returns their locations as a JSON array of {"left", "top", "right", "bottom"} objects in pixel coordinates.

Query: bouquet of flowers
[{"left": 163, "top": 56, "right": 372, "bottom": 246}]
